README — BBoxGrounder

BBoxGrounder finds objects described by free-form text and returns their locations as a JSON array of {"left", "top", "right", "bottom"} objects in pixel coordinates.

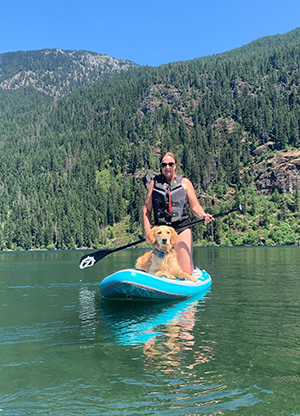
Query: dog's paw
[
  {"left": 156, "top": 271, "right": 175, "bottom": 279},
  {"left": 179, "top": 272, "right": 198, "bottom": 282}
]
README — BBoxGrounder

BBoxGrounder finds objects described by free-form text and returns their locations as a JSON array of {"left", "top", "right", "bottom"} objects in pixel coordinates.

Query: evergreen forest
[{"left": 1, "top": 30, "right": 300, "bottom": 251}]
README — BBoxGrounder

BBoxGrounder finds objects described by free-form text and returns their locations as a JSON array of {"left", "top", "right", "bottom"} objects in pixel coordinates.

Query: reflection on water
[
  {"left": 78, "top": 287, "right": 98, "bottom": 339},
  {"left": 100, "top": 290, "right": 208, "bottom": 344},
  {"left": 1, "top": 247, "right": 300, "bottom": 415},
  {"left": 99, "top": 289, "right": 215, "bottom": 392},
  {"left": 142, "top": 301, "right": 214, "bottom": 377}
]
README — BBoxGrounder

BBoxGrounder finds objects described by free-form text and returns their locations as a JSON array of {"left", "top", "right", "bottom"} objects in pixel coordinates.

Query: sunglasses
[{"left": 161, "top": 162, "right": 175, "bottom": 168}]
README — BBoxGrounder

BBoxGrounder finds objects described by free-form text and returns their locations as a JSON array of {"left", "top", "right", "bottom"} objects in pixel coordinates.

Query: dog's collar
[
  {"left": 153, "top": 248, "right": 165, "bottom": 257},
  {"left": 153, "top": 247, "right": 174, "bottom": 257}
]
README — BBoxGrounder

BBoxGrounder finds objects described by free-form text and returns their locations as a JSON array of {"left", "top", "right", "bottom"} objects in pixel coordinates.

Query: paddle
[
  {"left": 79, "top": 204, "right": 243, "bottom": 269},
  {"left": 79, "top": 237, "right": 146, "bottom": 269}
]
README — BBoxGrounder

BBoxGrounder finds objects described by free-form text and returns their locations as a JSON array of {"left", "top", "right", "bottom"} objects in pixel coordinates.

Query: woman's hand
[{"left": 203, "top": 213, "right": 214, "bottom": 223}]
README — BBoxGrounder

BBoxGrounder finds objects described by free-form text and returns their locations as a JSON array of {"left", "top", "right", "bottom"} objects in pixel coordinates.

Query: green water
[{"left": 0, "top": 246, "right": 300, "bottom": 415}]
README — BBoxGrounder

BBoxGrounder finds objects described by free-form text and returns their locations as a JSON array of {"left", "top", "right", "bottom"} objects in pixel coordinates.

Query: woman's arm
[
  {"left": 183, "top": 178, "right": 214, "bottom": 223},
  {"left": 143, "top": 180, "right": 154, "bottom": 241}
]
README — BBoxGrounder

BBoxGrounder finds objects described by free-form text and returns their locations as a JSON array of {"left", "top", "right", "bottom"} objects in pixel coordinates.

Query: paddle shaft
[
  {"left": 79, "top": 204, "right": 242, "bottom": 269},
  {"left": 188, "top": 204, "right": 243, "bottom": 228},
  {"left": 111, "top": 237, "right": 145, "bottom": 253}
]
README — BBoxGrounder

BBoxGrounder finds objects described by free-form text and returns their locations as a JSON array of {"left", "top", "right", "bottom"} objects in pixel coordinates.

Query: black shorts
[
  {"left": 155, "top": 219, "right": 191, "bottom": 234},
  {"left": 171, "top": 219, "right": 191, "bottom": 234}
]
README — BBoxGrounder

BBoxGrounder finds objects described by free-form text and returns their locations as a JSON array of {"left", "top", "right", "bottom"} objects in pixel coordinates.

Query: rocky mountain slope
[{"left": 0, "top": 48, "right": 138, "bottom": 98}]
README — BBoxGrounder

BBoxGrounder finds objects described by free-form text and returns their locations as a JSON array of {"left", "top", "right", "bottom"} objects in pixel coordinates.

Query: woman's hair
[
  {"left": 160, "top": 151, "right": 177, "bottom": 165},
  {"left": 160, "top": 151, "right": 178, "bottom": 175}
]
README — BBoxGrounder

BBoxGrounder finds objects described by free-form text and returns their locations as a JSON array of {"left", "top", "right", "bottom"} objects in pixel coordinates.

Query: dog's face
[{"left": 148, "top": 226, "right": 177, "bottom": 252}]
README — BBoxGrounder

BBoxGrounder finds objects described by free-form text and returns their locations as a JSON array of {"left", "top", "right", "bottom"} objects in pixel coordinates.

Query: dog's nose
[{"left": 162, "top": 238, "right": 167, "bottom": 245}]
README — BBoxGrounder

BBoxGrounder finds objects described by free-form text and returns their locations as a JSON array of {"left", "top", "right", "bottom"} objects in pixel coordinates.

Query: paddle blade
[
  {"left": 79, "top": 255, "right": 97, "bottom": 269},
  {"left": 79, "top": 249, "right": 113, "bottom": 269}
]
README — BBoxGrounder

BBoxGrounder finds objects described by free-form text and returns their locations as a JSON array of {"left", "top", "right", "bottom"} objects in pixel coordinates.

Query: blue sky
[{"left": 1, "top": 0, "right": 300, "bottom": 66}]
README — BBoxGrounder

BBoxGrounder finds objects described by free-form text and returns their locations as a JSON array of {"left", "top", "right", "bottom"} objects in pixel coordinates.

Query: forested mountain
[
  {"left": 0, "top": 48, "right": 137, "bottom": 97},
  {"left": 1, "top": 29, "right": 300, "bottom": 250},
  {"left": 0, "top": 48, "right": 138, "bottom": 127}
]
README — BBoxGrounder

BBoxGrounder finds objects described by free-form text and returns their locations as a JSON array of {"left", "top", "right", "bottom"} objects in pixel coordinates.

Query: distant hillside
[
  {"left": 0, "top": 49, "right": 138, "bottom": 125},
  {"left": 1, "top": 30, "right": 300, "bottom": 250},
  {"left": 0, "top": 48, "right": 138, "bottom": 97}
]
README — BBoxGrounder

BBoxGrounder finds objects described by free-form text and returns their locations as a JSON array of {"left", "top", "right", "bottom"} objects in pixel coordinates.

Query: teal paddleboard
[{"left": 100, "top": 268, "right": 212, "bottom": 301}]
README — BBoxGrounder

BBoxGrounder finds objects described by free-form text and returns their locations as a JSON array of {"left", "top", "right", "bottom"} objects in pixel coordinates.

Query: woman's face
[{"left": 161, "top": 154, "right": 176, "bottom": 182}]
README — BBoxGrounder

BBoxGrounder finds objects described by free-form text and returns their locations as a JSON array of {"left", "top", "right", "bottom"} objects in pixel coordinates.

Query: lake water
[{"left": 1, "top": 246, "right": 300, "bottom": 415}]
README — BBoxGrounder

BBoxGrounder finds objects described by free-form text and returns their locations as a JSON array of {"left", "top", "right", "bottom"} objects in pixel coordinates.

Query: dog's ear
[
  {"left": 148, "top": 227, "right": 158, "bottom": 243},
  {"left": 170, "top": 227, "right": 178, "bottom": 245}
]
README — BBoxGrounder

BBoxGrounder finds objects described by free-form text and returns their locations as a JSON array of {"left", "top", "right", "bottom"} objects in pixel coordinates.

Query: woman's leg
[{"left": 175, "top": 228, "right": 194, "bottom": 274}]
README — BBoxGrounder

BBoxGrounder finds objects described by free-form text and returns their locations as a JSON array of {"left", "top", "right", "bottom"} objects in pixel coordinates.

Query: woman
[{"left": 143, "top": 151, "right": 214, "bottom": 275}]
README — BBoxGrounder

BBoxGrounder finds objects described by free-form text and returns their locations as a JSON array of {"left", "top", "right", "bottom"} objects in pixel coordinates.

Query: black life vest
[{"left": 152, "top": 174, "right": 190, "bottom": 226}]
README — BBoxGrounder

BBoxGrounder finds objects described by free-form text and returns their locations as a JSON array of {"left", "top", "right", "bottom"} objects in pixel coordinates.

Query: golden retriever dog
[{"left": 135, "top": 225, "right": 198, "bottom": 282}]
